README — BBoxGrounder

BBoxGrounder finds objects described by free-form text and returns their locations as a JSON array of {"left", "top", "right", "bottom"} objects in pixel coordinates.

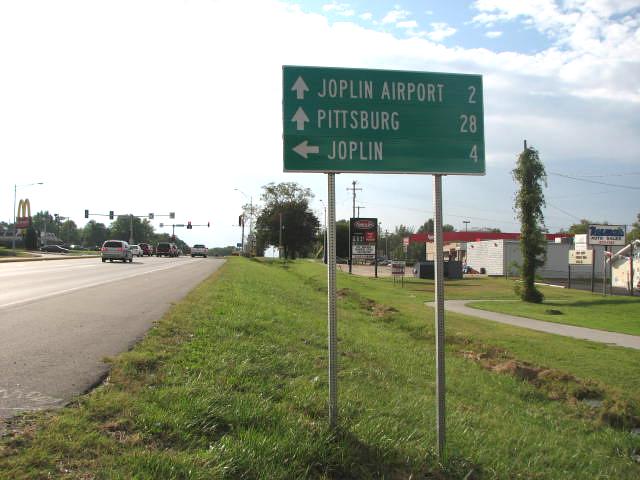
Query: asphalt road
[{"left": 0, "top": 256, "right": 224, "bottom": 419}]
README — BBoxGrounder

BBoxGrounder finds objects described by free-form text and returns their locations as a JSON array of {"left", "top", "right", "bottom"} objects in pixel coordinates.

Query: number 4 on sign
[{"left": 469, "top": 145, "right": 478, "bottom": 163}]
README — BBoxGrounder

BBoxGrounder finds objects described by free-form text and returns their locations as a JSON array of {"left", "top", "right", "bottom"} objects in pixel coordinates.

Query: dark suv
[{"left": 156, "top": 242, "right": 178, "bottom": 257}]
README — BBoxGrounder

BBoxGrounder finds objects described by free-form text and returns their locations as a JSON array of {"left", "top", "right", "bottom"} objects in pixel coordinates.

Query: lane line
[{"left": 0, "top": 260, "right": 209, "bottom": 310}]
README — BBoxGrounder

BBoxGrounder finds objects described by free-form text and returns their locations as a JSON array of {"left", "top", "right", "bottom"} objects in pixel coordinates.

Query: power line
[
  {"left": 562, "top": 172, "right": 640, "bottom": 178},
  {"left": 546, "top": 202, "right": 583, "bottom": 221},
  {"left": 548, "top": 172, "right": 640, "bottom": 190}
]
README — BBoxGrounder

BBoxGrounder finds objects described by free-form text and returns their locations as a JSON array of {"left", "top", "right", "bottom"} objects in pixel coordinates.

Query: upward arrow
[
  {"left": 291, "top": 107, "right": 309, "bottom": 130},
  {"left": 291, "top": 76, "right": 309, "bottom": 100}
]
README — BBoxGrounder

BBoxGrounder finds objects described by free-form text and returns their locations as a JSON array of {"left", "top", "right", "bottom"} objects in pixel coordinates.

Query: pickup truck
[{"left": 191, "top": 244, "right": 208, "bottom": 258}]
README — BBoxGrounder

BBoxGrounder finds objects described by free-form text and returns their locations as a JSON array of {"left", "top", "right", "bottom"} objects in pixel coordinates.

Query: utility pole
[
  {"left": 129, "top": 214, "right": 134, "bottom": 244},
  {"left": 385, "top": 229, "right": 389, "bottom": 259},
  {"left": 346, "top": 180, "right": 362, "bottom": 274},
  {"left": 346, "top": 180, "right": 362, "bottom": 219},
  {"left": 356, "top": 205, "right": 365, "bottom": 218},
  {"left": 463, "top": 220, "right": 470, "bottom": 232},
  {"left": 279, "top": 212, "right": 283, "bottom": 258}
]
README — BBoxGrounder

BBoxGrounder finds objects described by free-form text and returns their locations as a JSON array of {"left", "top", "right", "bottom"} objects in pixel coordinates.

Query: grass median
[
  {"left": 1, "top": 258, "right": 639, "bottom": 479},
  {"left": 467, "top": 293, "right": 640, "bottom": 336}
]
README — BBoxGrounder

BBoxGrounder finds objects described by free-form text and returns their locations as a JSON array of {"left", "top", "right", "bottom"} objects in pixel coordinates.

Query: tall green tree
[
  {"left": 568, "top": 219, "right": 595, "bottom": 234},
  {"left": 32, "top": 211, "right": 59, "bottom": 238},
  {"left": 59, "top": 219, "right": 80, "bottom": 245},
  {"left": 255, "top": 182, "right": 319, "bottom": 259},
  {"left": 82, "top": 220, "right": 109, "bottom": 247},
  {"left": 109, "top": 216, "right": 155, "bottom": 244},
  {"left": 512, "top": 145, "right": 547, "bottom": 303}
]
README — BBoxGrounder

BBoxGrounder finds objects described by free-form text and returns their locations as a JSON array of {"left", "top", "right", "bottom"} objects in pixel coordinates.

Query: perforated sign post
[{"left": 283, "top": 65, "right": 485, "bottom": 460}]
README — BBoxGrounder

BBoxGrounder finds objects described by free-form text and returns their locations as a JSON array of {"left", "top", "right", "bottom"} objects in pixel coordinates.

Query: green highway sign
[{"left": 283, "top": 65, "right": 485, "bottom": 175}]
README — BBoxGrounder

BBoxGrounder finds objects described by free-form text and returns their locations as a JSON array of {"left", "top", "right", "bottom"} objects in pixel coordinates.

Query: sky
[{"left": 1, "top": 0, "right": 639, "bottom": 248}]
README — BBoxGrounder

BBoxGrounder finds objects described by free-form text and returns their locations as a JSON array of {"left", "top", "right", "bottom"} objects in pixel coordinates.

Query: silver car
[
  {"left": 129, "top": 244, "right": 143, "bottom": 257},
  {"left": 101, "top": 240, "right": 133, "bottom": 263}
]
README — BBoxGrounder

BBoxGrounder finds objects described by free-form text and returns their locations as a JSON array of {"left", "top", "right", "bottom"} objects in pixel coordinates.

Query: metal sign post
[
  {"left": 282, "top": 64, "right": 486, "bottom": 458},
  {"left": 433, "top": 174, "right": 446, "bottom": 460},
  {"left": 327, "top": 173, "right": 338, "bottom": 427}
]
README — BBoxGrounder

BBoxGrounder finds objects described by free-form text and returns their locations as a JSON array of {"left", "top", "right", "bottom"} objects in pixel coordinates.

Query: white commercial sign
[
  {"left": 391, "top": 261, "right": 406, "bottom": 275},
  {"left": 574, "top": 234, "right": 588, "bottom": 249},
  {"left": 588, "top": 224, "right": 625, "bottom": 246},
  {"left": 352, "top": 244, "right": 376, "bottom": 255},
  {"left": 569, "top": 249, "right": 594, "bottom": 265}
]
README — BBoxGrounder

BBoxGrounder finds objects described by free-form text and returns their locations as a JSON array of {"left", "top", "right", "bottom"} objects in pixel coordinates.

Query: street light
[{"left": 13, "top": 182, "right": 43, "bottom": 252}]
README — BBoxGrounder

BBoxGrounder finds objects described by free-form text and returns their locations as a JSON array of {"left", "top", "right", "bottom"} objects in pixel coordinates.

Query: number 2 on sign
[
  {"left": 469, "top": 145, "right": 478, "bottom": 163},
  {"left": 459, "top": 114, "right": 477, "bottom": 133}
]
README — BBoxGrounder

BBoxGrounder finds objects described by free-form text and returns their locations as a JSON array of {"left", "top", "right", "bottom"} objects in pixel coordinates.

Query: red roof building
[{"left": 407, "top": 231, "right": 572, "bottom": 245}]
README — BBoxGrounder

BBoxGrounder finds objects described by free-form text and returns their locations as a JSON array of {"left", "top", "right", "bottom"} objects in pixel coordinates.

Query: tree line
[{"left": 5, "top": 213, "right": 189, "bottom": 251}]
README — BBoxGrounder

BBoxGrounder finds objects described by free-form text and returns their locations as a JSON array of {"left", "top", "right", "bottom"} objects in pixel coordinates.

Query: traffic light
[
  {"left": 169, "top": 212, "right": 175, "bottom": 219},
  {"left": 239, "top": 215, "right": 243, "bottom": 226},
  {"left": 84, "top": 209, "right": 89, "bottom": 219},
  {"left": 149, "top": 213, "right": 154, "bottom": 220},
  {"left": 187, "top": 221, "right": 192, "bottom": 229},
  {"left": 207, "top": 221, "right": 210, "bottom": 228},
  {"left": 109, "top": 211, "right": 114, "bottom": 220}
]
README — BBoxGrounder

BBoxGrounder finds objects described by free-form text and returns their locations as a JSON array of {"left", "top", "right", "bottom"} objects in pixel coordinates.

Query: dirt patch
[
  {"left": 337, "top": 288, "right": 353, "bottom": 299},
  {"left": 459, "top": 347, "right": 640, "bottom": 430},
  {"left": 337, "top": 288, "right": 399, "bottom": 320}
]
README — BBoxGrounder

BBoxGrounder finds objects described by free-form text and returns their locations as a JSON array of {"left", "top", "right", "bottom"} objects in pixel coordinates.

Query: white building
[{"left": 465, "top": 239, "right": 608, "bottom": 279}]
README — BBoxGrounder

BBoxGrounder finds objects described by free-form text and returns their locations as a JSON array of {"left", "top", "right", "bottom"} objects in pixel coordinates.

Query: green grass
[
  {"left": 469, "top": 295, "right": 640, "bottom": 336},
  {"left": 0, "top": 247, "right": 33, "bottom": 257},
  {"left": 1, "top": 259, "right": 639, "bottom": 479}
]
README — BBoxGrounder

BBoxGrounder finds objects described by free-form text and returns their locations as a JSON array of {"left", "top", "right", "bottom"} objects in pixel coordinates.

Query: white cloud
[
  {"left": 396, "top": 20, "right": 418, "bottom": 29},
  {"left": 382, "top": 7, "right": 410, "bottom": 24},
  {"left": 427, "top": 22, "right": 457, "bottom": 41},
  {"left": 359, "top": 12, "right": 373, "bottom": 21},
  {"left": 322, "top": 1, "right": 354, "bottom": 17},
  {"left": 485, "top": 30, "right": 503, "bottom": 38},
  {"left": 470, "top": 0, "right": 640, "bottom": 102}
]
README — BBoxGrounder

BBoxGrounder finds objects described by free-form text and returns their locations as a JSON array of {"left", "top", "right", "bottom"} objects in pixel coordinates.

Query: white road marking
[{"left": 0, "top": 261, "right": 199, "bottom": 309}]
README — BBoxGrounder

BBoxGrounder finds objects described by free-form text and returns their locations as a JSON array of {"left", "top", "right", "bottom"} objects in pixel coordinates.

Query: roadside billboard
[
  {"left": 588, "top": 225, "right": 625, "bottom": 246},
  {"left": 350, "top": 218, "right": 377, "bottom": 264}
]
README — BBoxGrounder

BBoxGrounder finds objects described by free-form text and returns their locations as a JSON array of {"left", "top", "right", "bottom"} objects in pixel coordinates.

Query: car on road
[
  {"left": 101, "top": 240, "right": 133, "bottom": 263},
  {"left": 40, "top": 244, "right": 70, "bottom": 253},
  {"left": 191, "top": 244, "right": 208, "bottom": 258},
  {"left": 129, "top": 245, "right": 143, "bottom": 257},
  {"left": 156, "top": 242, "right": 178, "bottom": 257},
  {"left": 139, "top": 243, "right": 153, "bottom": 256}
]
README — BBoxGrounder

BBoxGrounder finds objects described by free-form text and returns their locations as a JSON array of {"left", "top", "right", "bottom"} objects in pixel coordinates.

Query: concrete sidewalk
[{"left": 427, "top": 300, "right": 640, "bottom": 350}]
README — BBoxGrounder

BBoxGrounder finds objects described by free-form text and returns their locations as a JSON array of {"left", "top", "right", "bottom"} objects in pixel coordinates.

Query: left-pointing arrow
[
  {"left": 293, "top": 140, "right": 320, "bottom": 159},
  {"left": 291, "top": 107, "right": 309, "bottom": 131}
]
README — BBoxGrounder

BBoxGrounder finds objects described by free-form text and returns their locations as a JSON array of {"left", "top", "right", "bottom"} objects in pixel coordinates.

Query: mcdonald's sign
[{"left": 16, "top": 198, "right": 32, "bottom": 229}]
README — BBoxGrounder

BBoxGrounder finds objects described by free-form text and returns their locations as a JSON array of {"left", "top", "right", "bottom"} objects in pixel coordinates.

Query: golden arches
[
  {"left": 16, "top": 198, "right": 32, "bottom": 229},
  {"left": 18, "top": 198, "right": 31, "bottom": 218}
]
